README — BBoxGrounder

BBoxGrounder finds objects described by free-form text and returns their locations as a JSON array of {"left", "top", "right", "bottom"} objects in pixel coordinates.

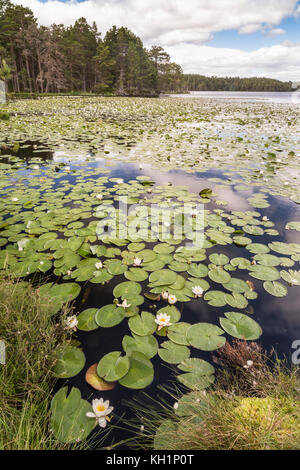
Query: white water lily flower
[
  {"left": 133, "top": 257, "right": 142, "bottom": 266},
  {"left": 86, "top": 398, "right": 113, "bottom": 428},
  {"left": 33, "top": 165, "right": 39, "bottom": 170},
  {"left": 192, "top": 286, "right": 204, "bottom": 298},
  {"left": 116, "top": 178, "right": 123, "bottom": 184},
  {"left": 139, "top": 165, "right": 143, "bottom": 170},
  {"left": 95, "top": 262, "right": 103, "bottom": 270},
  {"left": 64, "top": 315, "right": 78, "bottom": 331},
  {"left": 173, "top": 402, "right": 179, "bottom": 410},
  {"left": 65, "top": 166, "right": 70, "bottom": 171},
  {"left": 117, "top": 299, "right": 131, "bottom": 309},
  {"left": 162, "top": 291, "right": 169, "bottom": 300},
  {"left": 155, "top": 312, "right": 172, "bottom": 331},
  {"left": 262, "top": 216, "right": 269, "bottom": 221},
  {"left": 96, "top": 194, "right": 103, "bottom": 200},
  {"left": 11, "top": 197, "right": 18, "bottom": 202},
  {"left": 168, "top": 294, "right": 177, "bottom": 305},
  {"left": 246, "top": 360, "right": 254, "bottom": 367},
  {"left": 40, "top": 261, "right": 44, "bottom": 265},
  {"left": 67, "top": 270, "right": 72, "bottom": 276}
]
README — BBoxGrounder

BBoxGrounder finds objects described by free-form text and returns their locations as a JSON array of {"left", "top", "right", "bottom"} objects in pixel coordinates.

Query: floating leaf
[
  {"left": 85, "top": 364, "right": 116, "bottom": 391},
  {"left": 97, "top": 351, "right": 130, "bottom": 382},
  {"left": 263, "top": 281, "right": 288, "bottom": 297},
  {"left": 220, "top": 312, "right": 262, "bottom": 340},
  {"left": 77, "top": 308, "right": 99, "bottom": 331},
  {"left": 50, "top": 387, "right": 95, "bottom": 443},
  {"left": 177, "top": 358, "right": 215, "bottom": 390},
  {"left": 186, "top": 323, "right": 226, "bottom": 351},
  {"left": 158, "top": 341, "right": 190, "bottom": 364},
  {"left": 95, "top": 304, "right": 126, "bottom": 328},
  {"left": 52, "top": 345, "right": 85, "bottom": 378},
  {"left": 119, "top": 352, "right": 154, "bottom": 389},
  {"left": 122, "top": 334, "right": 158, "bottom": 359},
  {"left": 128, "top": 311, "right": 157, "bottom": 336}
]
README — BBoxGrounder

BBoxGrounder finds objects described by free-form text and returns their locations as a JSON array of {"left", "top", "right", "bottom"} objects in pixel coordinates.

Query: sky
[{"left": 12, "top": 0, "right": 300, "bottom": 81}]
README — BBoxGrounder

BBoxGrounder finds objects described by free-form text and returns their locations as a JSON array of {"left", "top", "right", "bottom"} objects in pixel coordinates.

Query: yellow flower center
[
  {"left": 161, "top": 317, "right": 166, "bottom": 322},
  {"left": 96, "top": 405, "right": 105, "bottom": 412}
]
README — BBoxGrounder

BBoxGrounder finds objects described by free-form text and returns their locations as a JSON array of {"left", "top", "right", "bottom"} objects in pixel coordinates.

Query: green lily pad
[
  {"left": 186, "top": 323, "right": 226, "bottom": 351},
  {"left": 128, "top": 311, "right": 157, "bottom": 336},
  {"left": 220, "top": 312, "right": 262, "bottom": 340},
  {"left": 122, "top": 334, "right": 158, "bottom": 359},
  {"left": 52, "top": 345, "right": 85, "bottom": 378},
  {"left": 263, "top": 280, "right": 287, "bottom": 297},
  {"left": 50, "top": 387, "right": 95, "bottom": 443},
  {"left": 177, "top": 358, "right": 215, "bottom": 390},
  {"left": 97, "top": 351, "right": 130, "bottom": 382},
  {"left": 158, "top": 341, "right": 190, "bottom": 364},
  {"left": 77, "top": 308, "right": 99, "bottom": 331},
  {"left": 119, "top": 352, "right": 154, "bottom": 389},
  {"left": 95, "top": 304, "right": 127, "bottom": 328}
]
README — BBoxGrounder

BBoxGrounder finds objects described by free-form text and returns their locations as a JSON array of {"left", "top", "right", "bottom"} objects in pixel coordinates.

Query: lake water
[
  {"left": 166, "top": 90, "right": 300, "bottom": 104},
  {"left": 0, "top": 95, "right": 299, "bottom": 448}
]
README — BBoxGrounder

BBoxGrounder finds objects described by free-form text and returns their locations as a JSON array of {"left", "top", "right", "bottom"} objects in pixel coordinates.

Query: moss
[{"left": 0, "top": 110, "right": 9, "bottom": 120}]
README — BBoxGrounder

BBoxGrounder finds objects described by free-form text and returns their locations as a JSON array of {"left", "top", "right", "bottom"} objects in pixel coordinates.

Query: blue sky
[
  {"left": 210, "top": 16, "right": 300, "bottom": 51},
  {"left": 12, "top": 0, "right": 300, "bottom": 80}
]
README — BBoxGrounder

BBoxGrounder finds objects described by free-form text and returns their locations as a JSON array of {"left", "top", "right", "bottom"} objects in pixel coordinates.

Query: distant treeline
[
  {"left": 0, "top": 0, "right": 184, "bottom": 96},
  {"left": 0, "top": 0, "right": 292, "bottom": 97},
  {"left": 184, "top": 74, "right": 293, "bottom": 92}
]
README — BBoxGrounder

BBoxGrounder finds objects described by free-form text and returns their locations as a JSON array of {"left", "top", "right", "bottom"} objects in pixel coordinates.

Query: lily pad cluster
[{"left": 0, "top": 95, "right": 299, "bottom": 444}]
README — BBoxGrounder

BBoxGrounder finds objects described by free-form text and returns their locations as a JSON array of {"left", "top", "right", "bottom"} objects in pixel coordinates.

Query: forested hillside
[
  {"left": 0, "top": 0, "right": 185, "bottom": 96},
  {"left": 0, "top": 0, "right": 293, "bottom": 96},
  {"left": 184, "top": 74, "right": 293, "bottom": 92}
]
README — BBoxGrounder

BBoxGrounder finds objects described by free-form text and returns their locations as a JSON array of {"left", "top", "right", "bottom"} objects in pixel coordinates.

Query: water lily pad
[
  {"left": 113, "top": 281, "right": 142, "bottom": 299},
  {"left": 77, "top": 308, "right": 99, "bottom": 331},
  {"left": 263, "top": 281, "right": 288, "bottom": 297},
  {"left": 209, "top": 253, "right": 229, "bottom": 265},
  {"left": 122, "top": 334, "right": 158, "bottom": 359},
  {"left": 249, "top": 265, "right": 280, "bottom": 281},
  {"left": 53, "top": 345, "right": 85, "bottom": 378},
  {"left": 158, "top": 341, "right": 190, "bottom": 364},
  {"left": 85, "top": 364, "right": 117, "bottom": 391},
  {"left": 119, "top": 352, "right": 154, "bottom": 389},
  {"left": 128, "top": 311, "right": 157, "bottom": 336},
  {"left": 208, "top": 266, "right": 231, "bottom": 284},
  {"left": 177, "top": 358, "right": 215, "bottom": 390},
  {"left": 50, "top": 387, "right": 95, "bottom": 443},
  {"left": 97, "top": 351, "right": 130, "bottom": 382},
  {"left": 95, "top": 304, "right": 127, "bottom": 328},
  {"left": 186, "top": 323, "right": 226, "bottom": 351},
  {"left": 220, "top": 312, "right": 262, "bottom": 340},
  {"left": 167, "top": 322, "right": 191, "bottom": 345},
  {"left": 204, "top": 290, "right": 226, "bottom": 307}
]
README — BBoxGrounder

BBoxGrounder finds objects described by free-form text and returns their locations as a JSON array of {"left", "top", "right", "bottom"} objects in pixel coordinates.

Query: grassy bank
[
  {"left": 126, "top": 340, "right": 300, "bottom": 450},
  {"left": 0, "top": 276, "right": 76, "bottom": 450}
]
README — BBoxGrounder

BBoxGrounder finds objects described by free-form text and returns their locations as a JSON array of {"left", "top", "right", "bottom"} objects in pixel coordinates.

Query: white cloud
[
  {"left": 12, "top": 0, "right": 298, "bottom": 45},
  {"left": 266, "top": 28, "right": 286, "bottom": 36},
  {"left": 10, "top": 0, "right": 300, "bottom": 80},
  {"left": 167, "top": 42, "right": 300, "bottom": 81}
]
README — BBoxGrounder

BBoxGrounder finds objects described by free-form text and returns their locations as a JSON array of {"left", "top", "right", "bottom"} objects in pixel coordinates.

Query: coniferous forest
[{"left": 0, "top": 0, "right": 294, "bottom": 96}]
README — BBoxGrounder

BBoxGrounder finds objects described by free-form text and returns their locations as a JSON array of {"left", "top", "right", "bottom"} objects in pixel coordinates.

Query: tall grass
[
  {"left": 123, "top": 341, "right": 300, "bottom": 450},
  {"left": 0, "top": 276, "right": 76, "bottom": 450}
]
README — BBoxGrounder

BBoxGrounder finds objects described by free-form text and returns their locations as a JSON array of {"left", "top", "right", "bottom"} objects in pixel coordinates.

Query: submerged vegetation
[
  {"left": 0, "top": 93, "right": 299, "bottom": 447},
  {"left": 125, "top": 341, "right": 300, "bottom": 450}
]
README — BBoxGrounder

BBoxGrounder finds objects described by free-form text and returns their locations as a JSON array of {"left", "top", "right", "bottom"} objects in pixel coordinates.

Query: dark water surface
[{"left": 2, "top": 140, "right": 300, "bottom": 449}]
